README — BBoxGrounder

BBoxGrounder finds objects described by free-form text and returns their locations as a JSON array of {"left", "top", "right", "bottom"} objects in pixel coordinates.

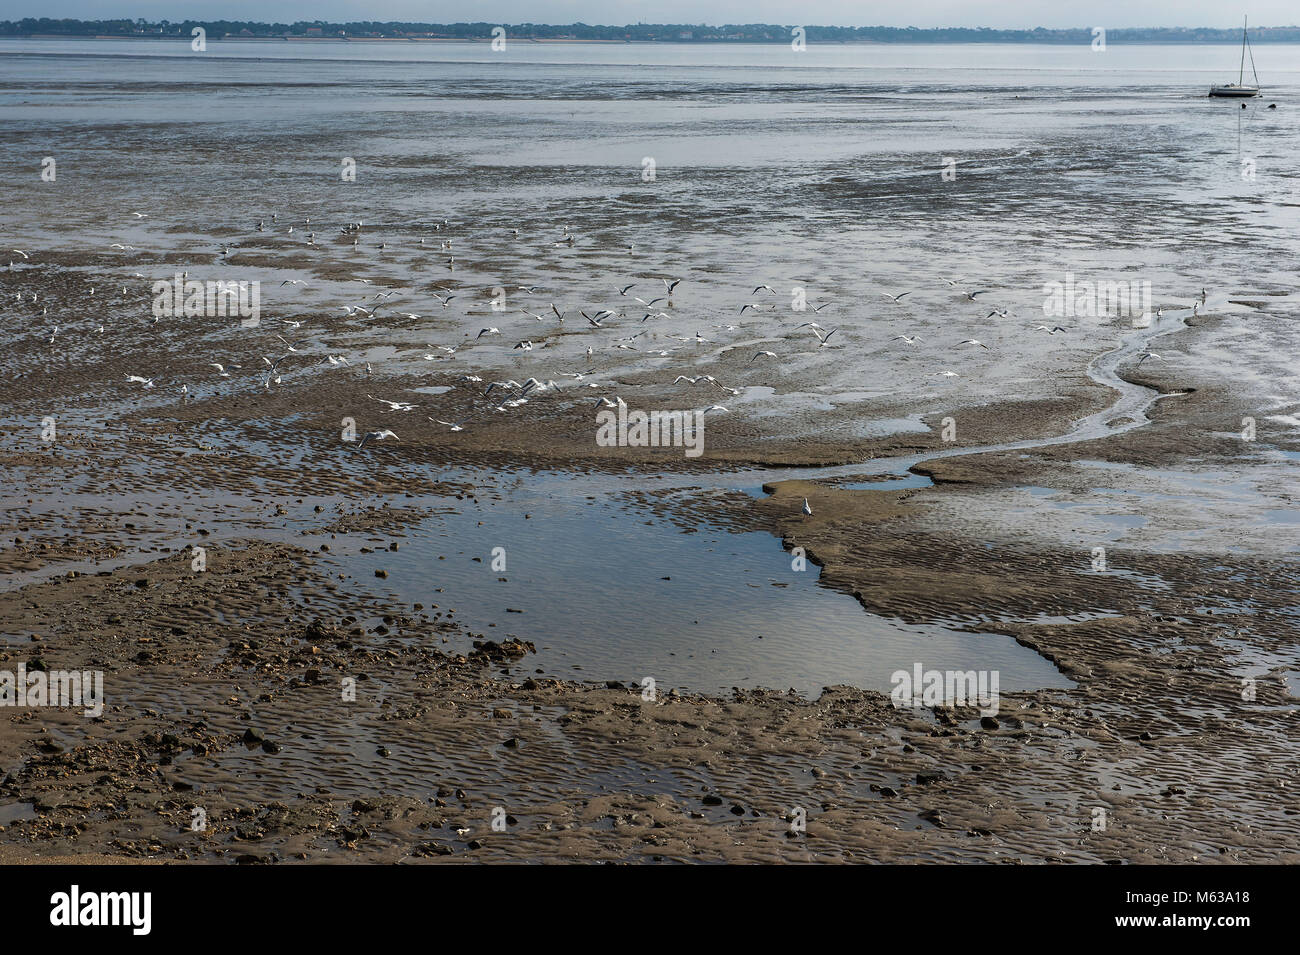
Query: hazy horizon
[{"left": 0, "top": 1, "right": 1295, "bottom": 31}]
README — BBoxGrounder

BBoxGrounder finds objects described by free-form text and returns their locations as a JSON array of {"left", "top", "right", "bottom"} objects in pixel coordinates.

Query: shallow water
[{"left": 2, "top": 39, "right": 1297, "bottom": 694}]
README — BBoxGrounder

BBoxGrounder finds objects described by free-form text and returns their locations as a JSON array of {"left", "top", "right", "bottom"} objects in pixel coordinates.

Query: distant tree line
[{"left": 1, "top": 19, "right": 1297, "bottom": 43}]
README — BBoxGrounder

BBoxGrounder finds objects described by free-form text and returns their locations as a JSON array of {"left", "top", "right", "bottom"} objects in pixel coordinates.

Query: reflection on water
[{"left": 331, "top": 475, "right": 1072, "bottom": 697}]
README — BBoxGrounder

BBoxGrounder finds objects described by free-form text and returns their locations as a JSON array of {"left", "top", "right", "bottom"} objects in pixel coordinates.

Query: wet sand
[
  {"left": 2, "top": 41, "right": 1298, "bottom": 862},
  {"left": 1, "top": 254, "right": 1297, "bottom": 864}
]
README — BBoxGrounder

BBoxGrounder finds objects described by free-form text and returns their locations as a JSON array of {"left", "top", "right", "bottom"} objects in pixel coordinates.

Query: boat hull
[{"left": 1209, "top": 84, "right": 1260, "bottom": 98}]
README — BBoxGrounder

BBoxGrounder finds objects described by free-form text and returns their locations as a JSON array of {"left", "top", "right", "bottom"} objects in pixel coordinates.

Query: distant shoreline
[{"left": 1, "top": 35, "right": 1287, "bottom": 46}]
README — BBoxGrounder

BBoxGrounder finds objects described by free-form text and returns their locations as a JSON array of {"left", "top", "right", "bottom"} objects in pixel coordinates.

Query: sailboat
[{"left": 1209, "top": 17, "right": 1261, "bottom": 98}]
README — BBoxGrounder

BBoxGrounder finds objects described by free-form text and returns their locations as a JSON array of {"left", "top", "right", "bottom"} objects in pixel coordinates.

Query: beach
[{"left": 0, "top": 38, "right": 1297, "bottom": 863}]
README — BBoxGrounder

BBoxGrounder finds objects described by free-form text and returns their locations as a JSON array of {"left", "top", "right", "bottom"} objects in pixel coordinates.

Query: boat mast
[
  {"left": 1239, "top": 16, "right": 1247, "bottom": 85},
  {"left": 1245, "top": 20, "right": 1260, "bottom": 86}
]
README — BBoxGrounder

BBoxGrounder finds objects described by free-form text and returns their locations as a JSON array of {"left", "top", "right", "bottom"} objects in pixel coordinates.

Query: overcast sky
[{"left": 1, "top": 1, "right": 1294, "bottom": 28}]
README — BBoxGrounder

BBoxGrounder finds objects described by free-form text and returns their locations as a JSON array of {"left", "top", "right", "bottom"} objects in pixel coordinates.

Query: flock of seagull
[{"left": 10, "top": 213, "right": 1195, "bottom": 494}]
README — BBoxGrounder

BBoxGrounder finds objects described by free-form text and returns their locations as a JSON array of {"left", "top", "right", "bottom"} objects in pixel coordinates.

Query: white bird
[
  {"left": 1032, "top": 325, "right": 1067, "bottom": 334},
  {"left": 476, "top": 327, "right": 500, "bottom": 338},
  {"left": 811, "top": 326, "right": 838, "bottom": 347},
  {"left": 280, "top": 279, "right": 307, "bottom": 287},
  {"left": 802, "top": 497, "right": 813, "bottom": 516},
  {"left": 430, "top": 418, "right": 467, "bottom": 432},
  {"left": 209, "top": 363, "right": 231, "bottom": 377},
  {"left": 700, "top": 405, "right": 729, "bottom": 415},
  {"left": 1137, "top": 351, "right": 1165, "bottom": 364},
  {"left": 325, "top": 355, "right": 350, "bottom": 366},
  {"left": 126, "top": 375, "right": 155, "bottom": 388},
  {"left": 894, "top": 334, "right": 922, "bottom": 345},
  {"left": 880, "top": 290, "right": 912, "bottom": 304},
  {"left": 752, "top": 285, "right": 776, "bottom": 296},
  {"left": 749, "top": 350, "right": 778, "bottom": 363},
  {"left": 960, "top": 339, "right": 989, "bottom": 350},
  {"left": 664, "top": 278, "right": 682, "bottom": 294},
  {"left": 367, "top": 395, "right": 417, "bottom": 412},
  {"left": 10, "top": 249, "right": 29, "bottom": 259},
  {"left": 356, "top": 429, "right": 398, "bottom": 450}
]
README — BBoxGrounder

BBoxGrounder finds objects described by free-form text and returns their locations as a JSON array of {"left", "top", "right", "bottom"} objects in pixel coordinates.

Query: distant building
[
  {"left": 305, "top": 26, "right": 322, "bottom": 36},
  {"left": 679, "top": 31, "right": 693, "bottom": 40}
]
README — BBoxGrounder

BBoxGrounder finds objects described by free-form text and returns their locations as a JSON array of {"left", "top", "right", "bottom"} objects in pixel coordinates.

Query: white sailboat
[{"left": 1209, "top": 16, "right": 1261, "bottom": 98}]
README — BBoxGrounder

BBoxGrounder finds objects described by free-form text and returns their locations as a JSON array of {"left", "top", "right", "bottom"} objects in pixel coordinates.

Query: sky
[{"left": 0, "top": 1, "right": 1294, "bottom": 29}]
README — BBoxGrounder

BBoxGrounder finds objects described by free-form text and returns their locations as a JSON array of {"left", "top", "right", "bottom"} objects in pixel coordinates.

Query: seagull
[
  {"left": 430, "top": 418, "right": 468, "bottom": 432},
  {"left": 960, "top": 339, "right": 989, "bottom": 350},
  {"left": 280, "top": 279, "right": 307, "bottom": 287},
  {"left": 10, "top": 249, "right": 29, "bottom": 259},
  {"left": 131, "top": 212, "right": 149, "bottom": 218},
  {"left": 476, "top": 327, "right": 500, "bottom": 338},
  {"left": 634, "top": 296, "right": 665, "bottom": 309},
  {"left": 1137, "top": 351, "right": 1165, "bottom": 364},
  {"left": 965, "top": 289, "right": 991, "bottom": 301},
  {"left": 663, "top": 278, "right": 682, "bottom": 294},
  {"left": 811, "top": 326, "right": 838, "bottom": 347},
  {"left": 936, "top": 371, "right": 959, "bottom": 378},
  {"left": 209, "top": 363, "right": 232, "bottom": 377},
  {"left": 324, "top": 355, "right": 350, "bottom": 366},
  {"left": 880, "top": 290, "right": 912, "bottom": 304},
  {"left": 894, "top": 335, "right": 922, "bottom": 345},
  {"left": 749, "top": 350, "right": 778, "bottom": 363},
  {"left": 700, "top": 405, "right": 729, "bottom": 415},
  {"left": 752, "top": 285, "right": 776, "bottom": 296},
  {"left": 619, "top": 284, "right": 637, "bottom": 296},
  {"left": 550, "top": 304, "right": 565, "bottom": 322},
  {"left": 275, "top": 335, "right": 302, "bottom": 352},
  {"left": 811, "top": 301, "right": 833, "bottom": 312},
  {"left": 1032, "top": 325, "right": 1067, "bottom": 334},
  {"left": 802, "top": 498, "right": 813, "bottom": 516},
  {"left": 367, "top": 395, "right": 417, "bottom": 412},
  {"left": 126, "top": 375, "right": 155, "bottom": 388},
  {"left": 356, "top": 429, "right": 398, "bottom": 450}
]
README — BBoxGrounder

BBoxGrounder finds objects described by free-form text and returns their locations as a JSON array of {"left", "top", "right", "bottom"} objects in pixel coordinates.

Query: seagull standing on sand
[{"left": 802, "top": 498, "right": 813, "bottom": 516}]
